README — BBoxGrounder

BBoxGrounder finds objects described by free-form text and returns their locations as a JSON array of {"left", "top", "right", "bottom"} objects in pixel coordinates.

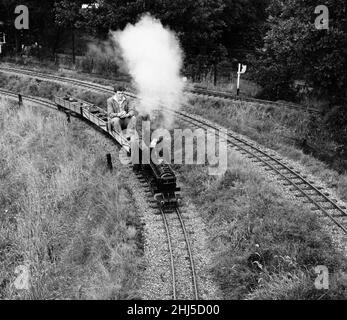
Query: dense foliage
[
  {"left": 251, "top": 0, "right": 347, "bottom": 104},
  {"left": 0, "top": 0, "right": 267, "bottom": 72},
  {"left": 0, "top": 0, "right": 346, "bottom": 105}
]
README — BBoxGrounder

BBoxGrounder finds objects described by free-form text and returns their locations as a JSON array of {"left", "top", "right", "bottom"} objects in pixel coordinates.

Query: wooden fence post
[
  {"left": 18, "top": 94, "right": 23, "bottom": 108},
  {"left": 106, "top": 153, "right": 113, "bottom": 172}
]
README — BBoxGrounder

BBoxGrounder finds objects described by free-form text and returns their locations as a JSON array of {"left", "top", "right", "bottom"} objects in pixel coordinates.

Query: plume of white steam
[{"left": 112, "top": 14, "right": 184, "bottom": 127}]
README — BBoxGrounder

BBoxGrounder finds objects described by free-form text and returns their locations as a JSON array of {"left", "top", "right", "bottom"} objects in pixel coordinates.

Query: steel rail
[
  {"left": 0, "top": 65, "right": 320, "bottom": 114},
  {"left": 2, "top": 69, "right": 344, "bottom": 231},
  {"left": 0, "top": 66, "right": 113, "bottom": 94},
  {"left": 4, "top": 69, "right": 346, "bottom": 297},
  {"left": 160, "top": 208, "right": 177, "bottom": 300},
  {"left": 0, "top": 88, "right": 190, "bottom": 300},
  {"left": 2, "top": 69, "right": 344, "bottom": 233},
  {"left": 188, "top": 87, "right": 320, "bottom": 114},
  {"left": 175, "top": 207, "right": 199, "bottom": 300},
  {"left": 0, "top": 88, "right": 57, "bottom": 110},
  {"left": 170, "top": 109, "right": 347, "bottom": 234}
]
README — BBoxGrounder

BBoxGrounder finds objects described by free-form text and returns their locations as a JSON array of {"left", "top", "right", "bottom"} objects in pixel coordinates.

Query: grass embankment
[
  {"left": 1, "top": 73, "right": 346, "bottom": 299},
  {"left": 0, "top": 73, "right": 109, "bottom": 107},
  {"left": 1, "top": 57, "right": 257, "bottom": 96},
  {"left": 183, "top": 96, "right": 347, "bottom": 202},
  {"left": 174, "top": 143, "right": 347, "bottom": 299},
  {"left": 0, "top": 99, "right": 142, "bottom": 299},
  {"left": 0, "top": 58, "right": 130, "bottom": 86},
  {"left": 193, "top": 78, "right": 261, "bottom": 97}
]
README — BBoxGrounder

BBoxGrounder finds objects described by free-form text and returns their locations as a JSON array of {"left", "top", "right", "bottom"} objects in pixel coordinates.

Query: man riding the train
[{"left": 107, "top": 85, "right": 137, "bottom": 140}]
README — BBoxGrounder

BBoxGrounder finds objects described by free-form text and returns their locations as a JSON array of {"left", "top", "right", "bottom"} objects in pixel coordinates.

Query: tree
[
  {"left": 77, "top": 0, "right": 230, "bottom": 79},
  {"left": 54, "top": 0, "right": 87, "bottom": 63},
  {"left": 251, "top": 0, "right": 347, "bottom": 105},
  {"left": 1, "top": 0, "right": 269, "bottom": 78},
  {"left": 221, "top": 0, "right": 269, "bottom": 60},
  {"left": 0, "top": 0, "right": 61, "bottom": 56}
]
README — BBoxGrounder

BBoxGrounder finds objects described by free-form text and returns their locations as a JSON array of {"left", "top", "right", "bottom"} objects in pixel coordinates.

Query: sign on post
[{"left": 237, "top": 63, "right": 247, "bottom": 96}]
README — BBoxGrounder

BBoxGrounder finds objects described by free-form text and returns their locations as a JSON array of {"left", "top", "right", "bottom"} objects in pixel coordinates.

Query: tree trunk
[
  {"left": 52, "top": 29, "right": 61, "bottom": 56},
  {"left": 213, "top": 63, "right": 217, "bottom": 87},
  {"left": 72, "top": 27, "right": 75, "bottom": 65},
  {"left": 15, "top": 31, "right": 19, "bottom": 53}
]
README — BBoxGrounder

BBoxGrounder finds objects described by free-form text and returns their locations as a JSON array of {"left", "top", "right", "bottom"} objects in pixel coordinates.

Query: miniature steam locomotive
[{"left": 54, "top": 95, "right": 180, "bottom": 208}]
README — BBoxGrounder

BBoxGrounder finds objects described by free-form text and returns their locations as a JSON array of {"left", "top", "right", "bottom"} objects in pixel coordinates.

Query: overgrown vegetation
[
  {"left": 1, "top": 0, "right": 346, "bottom": 106},
  {"left": 1, "top": 68, "right": 346, "bottom": 300},
  {"left": 251, "top": 0, "right": 347, "bottom": 105},
  {"left": 0, "top": 73, "right": 110, "bottom": 107},
  {"left": 0, "top": 99, "right": 142, "bottom": 299},
  {"left": 176, "top": 148, "right": 347, "bottom": 299},
  {"left": 0, "top": 0, "right": 267, "bottom": 80},
  {"left": 1, "top": 71, "right": 346, "bottom": 192},
  {"left": 194, "top": 77, "right": 261, "bottom": 98},
  {"left": 183, "top": 95, "right": 347, "bottom": 197}
]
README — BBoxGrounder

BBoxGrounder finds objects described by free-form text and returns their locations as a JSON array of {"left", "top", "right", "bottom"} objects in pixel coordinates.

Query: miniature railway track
[
  {"left": 0, "top": 66, "right": 113, "bottom": 95},
  {"left": 0, "top": 87, "right": 200, "bottom": 300},
  {"left": 175, "top": 207, "right": 199, "bottom": 300},
  {"left": 0, "top": 65, "right": 320, "bottom": 114},
  {"left": 188, "top": 86, "right": 320, "bottom": 114},
  {"left": 2, "top": 68, "right": 346, "bottom": 291},
  {"left": 170, "top": 109, "right": 347, "bottom": 234},
  {"left": 2, "top": 69, "right": 345, "bottom": 234},
  {"left": 160, "top": 209, "right": 177, "bottom": 299},
  {"left": 0, "top": 88, "right": 58, "bottom": 110},
  {"left": 160, "top": 207, "right": 199, "bottom": 300}
]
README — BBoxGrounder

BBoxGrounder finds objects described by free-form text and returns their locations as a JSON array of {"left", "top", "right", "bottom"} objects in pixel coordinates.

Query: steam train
[{"left": 54, "top": 95, "right": 180, "bottom": 208}]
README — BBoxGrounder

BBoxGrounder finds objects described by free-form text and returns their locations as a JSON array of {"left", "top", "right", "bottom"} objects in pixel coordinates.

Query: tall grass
[
  {"left": 0, "top": 99, "right": 142, "bottom": 299},
  {"left": 338, "top": 176, "right": 347, "bottom": 202},
  {"left": 194, "top": 78, "right": 261, "bottom": 97},
  {"left": 1, "top": 55, "right": 127, "bottom": 81},
  {"left": 1, "top": 73, "right": 346, "bottom": 300},
  {"left": 176, "top": 149, "right": 347, "bottom": 299},
  {"left": 184, "top": 96, "right": 347, "bottom": 189}
]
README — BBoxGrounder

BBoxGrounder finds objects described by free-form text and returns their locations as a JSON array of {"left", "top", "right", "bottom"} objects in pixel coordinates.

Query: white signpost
[
  {"left": 237, "top": 63, "right": 247, "bottom": 96},
  {"left": 0, "top": 32, "right": 6, "bottom": 55},
  {"left": 81, "top": 3, "right": 100, "bottom": 9}
]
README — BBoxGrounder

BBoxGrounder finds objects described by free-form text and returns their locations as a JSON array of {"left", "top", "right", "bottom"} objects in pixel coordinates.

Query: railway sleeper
[
  {"left": 283, "top": 180, "right": 307, "bottom": 186},
  {"left": 289, "top": 185, "right": 314, "bottom": 192},
  {"left": 310, "top": 205, "right": 340, "bottom": 212},
  {"left": 261, "top": 159, "right": 282, "bottom": 165},
  {"left": 306, "top": 191, "right": 331, "bottom": 197},
  {"left": 294, "top": 193, "right": 307, "bottom": 198},
  {"left": 303, "top": 198, "right": 330, "bottom": 204},
  {"left": 281, "top": 173, "right": 303, "bottom": 179},
  {"left": 265, "top": 166, "right": 290, "bottom": 172}
]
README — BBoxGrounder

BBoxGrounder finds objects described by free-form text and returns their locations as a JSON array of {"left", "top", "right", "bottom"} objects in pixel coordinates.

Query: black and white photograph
[{"left": 0, "top": 0, "right": 346, "bottom": 307}]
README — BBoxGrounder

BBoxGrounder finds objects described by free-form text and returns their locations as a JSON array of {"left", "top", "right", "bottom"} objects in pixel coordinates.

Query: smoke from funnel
[{"left": 112, "top": 14, "right": 184, "bottom": 127}]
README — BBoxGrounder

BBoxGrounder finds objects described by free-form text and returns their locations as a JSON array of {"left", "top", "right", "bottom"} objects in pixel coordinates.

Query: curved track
[
  {"left": 0, "top": 88, "right": 58, "bottom": 110},
  {"left": 0, "top": 66, "right": 113, "bottom": 95},
  {"left": 2, "top": 69, "right": 346, "bottom": 235},
  {"left": 175, "top": 207, "right": 199, "bottom": 299},
  {"left": 188, "top": 86, "right": 320, "bottom": 114},
  {"left": 0, "top": 65, "right": 319, "bottom": 114},
  {"left": 0, "top": 87, "right": 200, "bottom": 300},
  {"left": 170, "top": 109, "right": 347, "bottom": 234}
]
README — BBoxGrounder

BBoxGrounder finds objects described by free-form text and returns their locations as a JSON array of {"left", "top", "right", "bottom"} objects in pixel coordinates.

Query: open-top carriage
[{"left": 55, "top": 95, "right": 180, "bottom": 209}]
